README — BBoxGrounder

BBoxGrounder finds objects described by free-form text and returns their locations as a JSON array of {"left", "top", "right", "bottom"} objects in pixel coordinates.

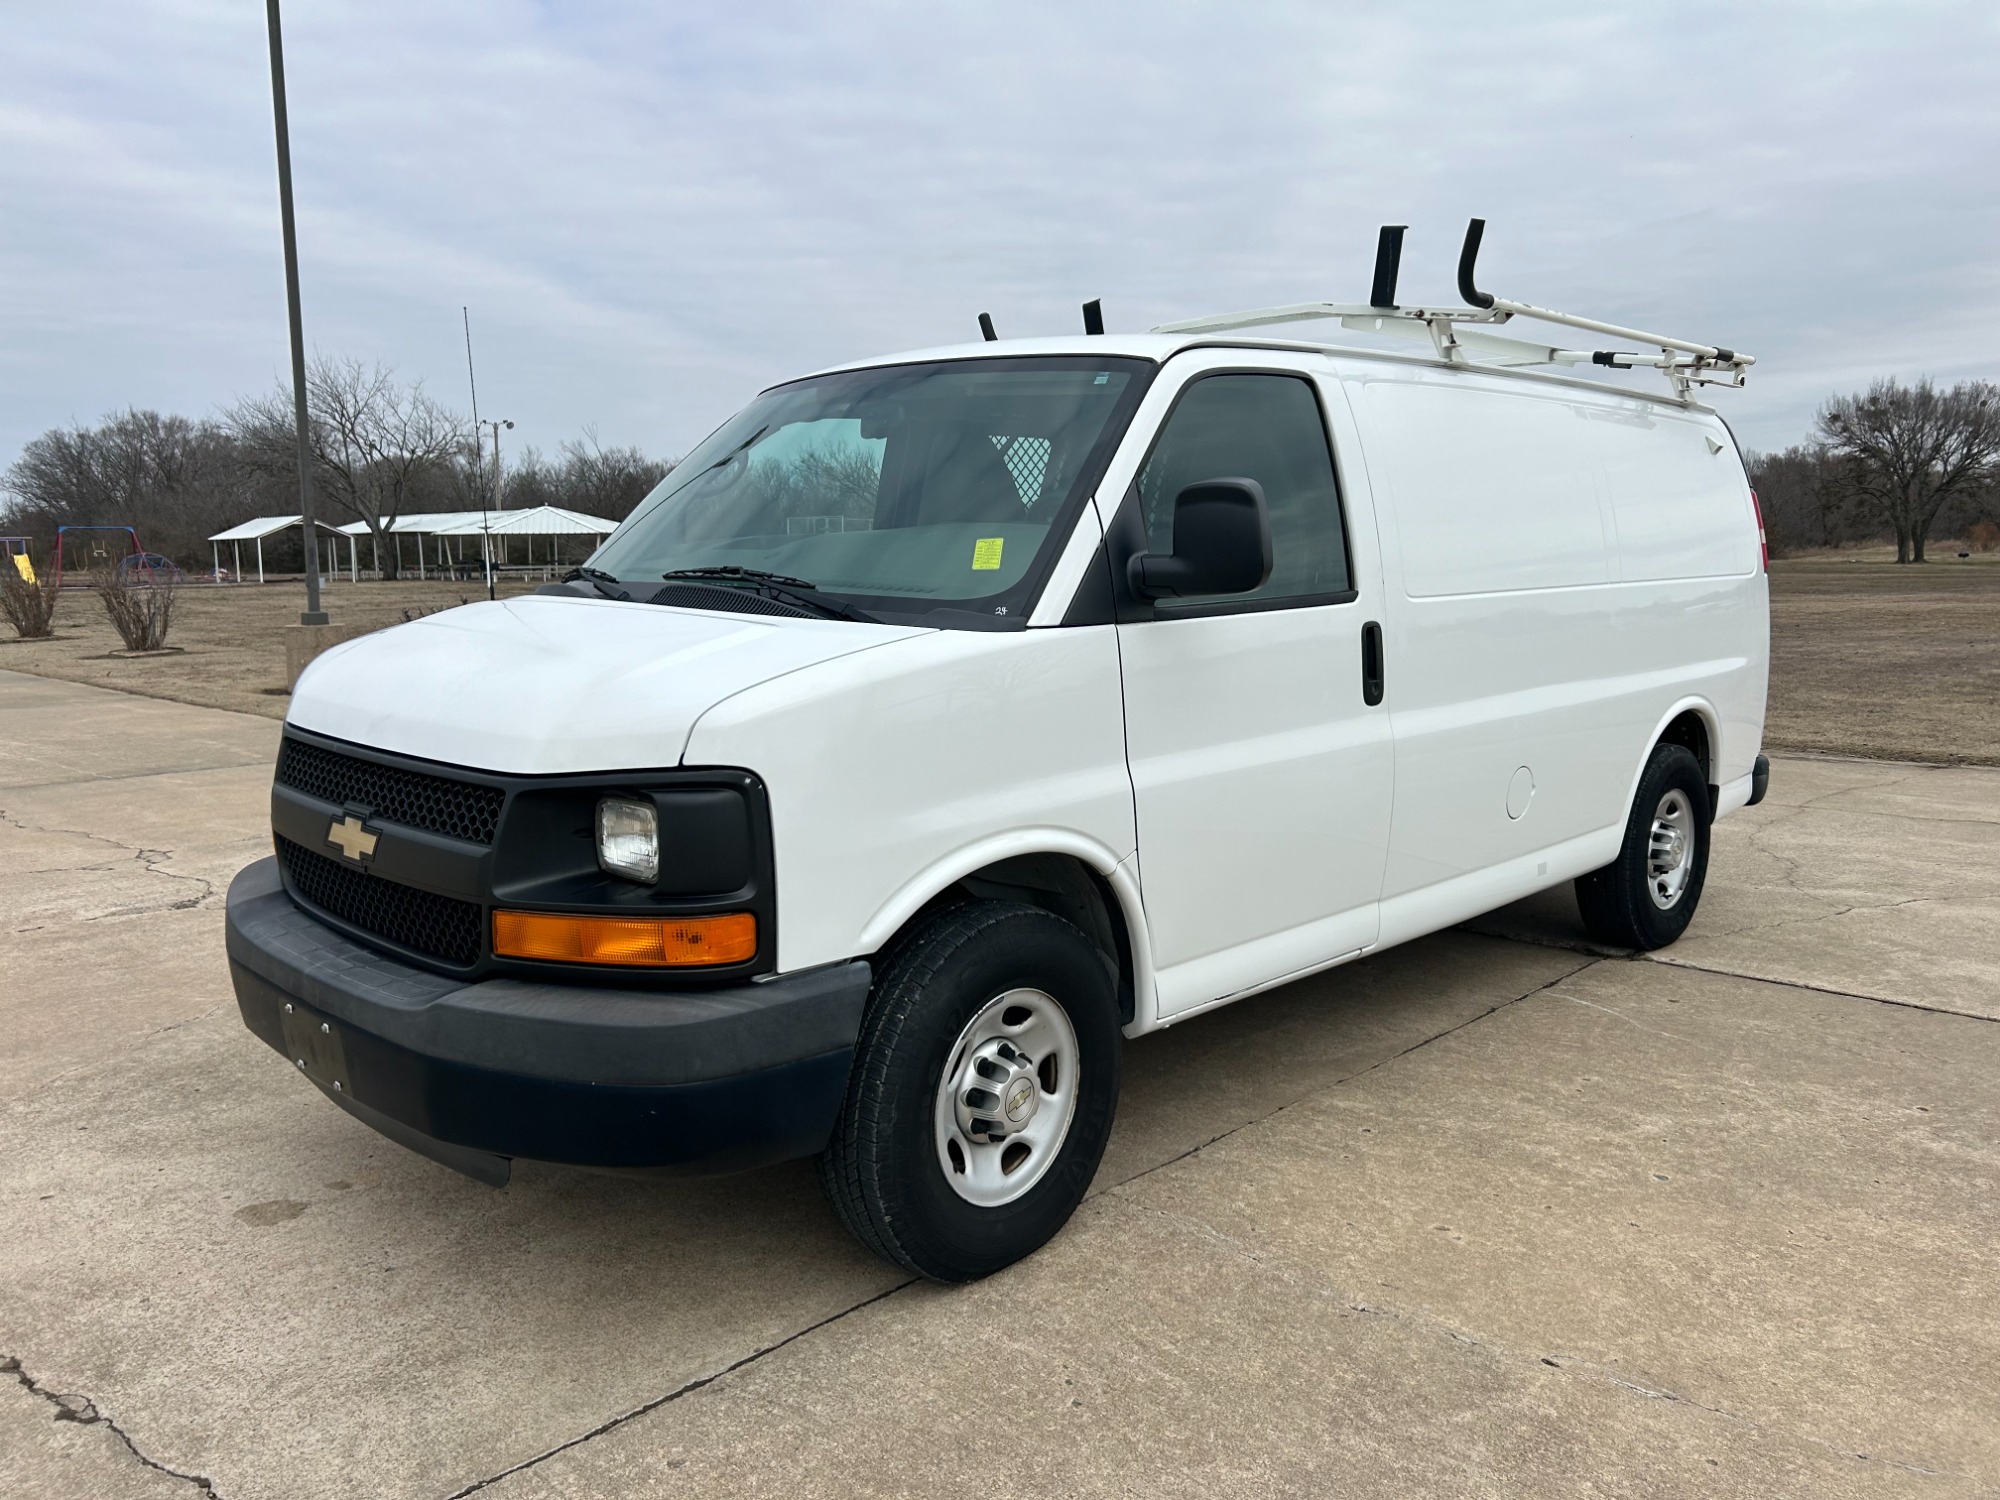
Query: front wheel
[
  {"left": 818, "top": 901, "right": 1121, "bottom": 1282},
  {"left": 1574, "top": 742, "right": 1712, "bottom": 950}
]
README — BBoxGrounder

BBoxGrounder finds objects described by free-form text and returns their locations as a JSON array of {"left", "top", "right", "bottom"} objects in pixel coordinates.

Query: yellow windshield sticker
[{"left": 971, "top": 537, "right": 1004, "bottom": 571}]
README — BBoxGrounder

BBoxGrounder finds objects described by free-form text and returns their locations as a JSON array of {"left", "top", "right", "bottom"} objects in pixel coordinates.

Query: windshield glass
[{"left": 589, "top": 357, "right": 1152, "bottom": 626}]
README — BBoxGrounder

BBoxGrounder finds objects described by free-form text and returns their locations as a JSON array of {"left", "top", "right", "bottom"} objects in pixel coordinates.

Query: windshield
[{"left": 589, "top": 356, "right": 1152, "bottom": 626}]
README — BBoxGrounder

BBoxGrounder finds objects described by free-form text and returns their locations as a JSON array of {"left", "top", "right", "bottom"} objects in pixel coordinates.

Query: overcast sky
[{"left": 4, "top": 1, "right": 1996, "bottom": 475}]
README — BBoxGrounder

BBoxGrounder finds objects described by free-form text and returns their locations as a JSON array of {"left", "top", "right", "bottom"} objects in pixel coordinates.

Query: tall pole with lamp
[
  {"left": 262, "top": 0, "right": 327, "bottom": 625},
  {"left": 481, "top": 417, "right": 512, "bottom": 599}
]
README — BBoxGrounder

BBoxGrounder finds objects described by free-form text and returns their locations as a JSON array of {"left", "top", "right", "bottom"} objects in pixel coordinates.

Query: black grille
[
  {"left": 276, "top": 737, "right": 504, "bottom": 845},
  {"left": 277, "top": 836, "right": 483, "bottom": 967},
  {"left": 647, "top": 583, "right": 814, "bottom": 618}
]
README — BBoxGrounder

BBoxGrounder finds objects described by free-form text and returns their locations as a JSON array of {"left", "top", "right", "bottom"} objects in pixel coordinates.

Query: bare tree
[
  {"left": 502, "top": 428, "right": 671, "bottom": 520},
  {"left": 1745, "top": 444, "right": 1879, "bottom": 556},
  {"left": 0, "top": 411, "right": 250, "bottom": 567},
  {"left": 0, "top": 553, "right": 61, "bottom": 638},
  {"left": 232, "top": 357, "right": 468, "bottom": 578},
  {"left": 1815, "top": 378, "right": 2000, "bottom": 563},
  {"left": 91, "top": 564, "right": 177, "bottom": 651}
]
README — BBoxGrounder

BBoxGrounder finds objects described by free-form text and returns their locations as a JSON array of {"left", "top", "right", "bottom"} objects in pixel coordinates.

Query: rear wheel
[
  {"left": 818, "top": 901, "right": 1121, "bottom": 1281},
  {"left": 1574, "top": 742, "right": 1712, "bottom": 950}
]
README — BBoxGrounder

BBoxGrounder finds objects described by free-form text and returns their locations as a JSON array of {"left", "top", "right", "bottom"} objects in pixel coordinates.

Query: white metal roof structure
[
  {"left": 207, "top": 515, "right": 347, "bottom": 543},
  {"left": 330, "top": 506, "right": 620, "bottom": 583},
  {"left": 331, "top": 512, "right": 479, "bottom": 537},
  {"left": 207, "top": 515, "right": 356, "bottom": 585},
  {"left": 332, "top": 507, "right": 618, "bottom": 538},
  {"left": 425, "top": 505, "right": 619, "bottom": 538}
]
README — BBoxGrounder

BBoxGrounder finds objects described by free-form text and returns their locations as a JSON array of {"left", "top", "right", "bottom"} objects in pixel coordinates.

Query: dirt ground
[
  {"left": 1766, "top": 550, "right": 2000, "bottom": 764},
  {"left": 0, "top": 578, "right": 543, "bottom": 720},
  {"left": 4, "top": 556, "right": 1998, "bottom": 761}
]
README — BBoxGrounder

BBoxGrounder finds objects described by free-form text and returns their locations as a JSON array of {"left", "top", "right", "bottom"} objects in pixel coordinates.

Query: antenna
[
  {"left": 978, "top": 312, "right": 998, "bottom": 342},
  {"left": 1082, "top": 299, "right": 1104, "bottom": 336},
  {"left": 1370, "top": 225, "right": 1406, "bottom": 309},
  {"left": 463, "top": 307, "right": 494, "bottom": 602}
]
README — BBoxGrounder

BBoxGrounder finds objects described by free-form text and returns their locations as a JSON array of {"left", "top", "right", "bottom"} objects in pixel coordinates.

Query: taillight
[{"left": 1749, "top": 489, "right": 1768, "bottom": 572}]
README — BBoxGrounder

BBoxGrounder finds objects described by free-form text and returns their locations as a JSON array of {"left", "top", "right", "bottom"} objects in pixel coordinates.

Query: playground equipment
[
  {"left": 2, "top": 537, "right": 33, "bottom": 584},
  {"left": 53, "top": 526, "right": 142, "bottom": 588},
  {"left": 118, "top": 552, "right": 186, "bottom": 583}
]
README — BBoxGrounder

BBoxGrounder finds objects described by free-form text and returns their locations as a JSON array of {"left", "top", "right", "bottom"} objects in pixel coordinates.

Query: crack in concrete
[
  {"left": 1, "top": 1001, "right": 235, "bottom": 1110},
  {"left": 438, "top": 961, "right": 1602, "bottom": 1495},
  {"left": 0, "top": 758, "right": 276, "bottom": 794},
  {"left": 1554, "top": 991, "right": 1695, "bottom": 1041},
  {"left": 1689, "top": 894, "right": 1938, "bottom": 944},
  {"left": 441, "top": 1280, "right": 916, "bottom": 1499},
  {"left": 1643, "top": 956, "right": 2000, "bottom": 1024},
  {"left": 2, "top": 1354, "right": 224, "bottom": 1497},
  {"left": 1532, "top": 1353, "right": 1952, "bottom": 1479},
  {"left": 1105, "top": 958, "right": 1604, "bottom": 1196},
  {"left": 1125, "top": 1203, "right": 1966, "bottom": 1484},
  {"left": 0, "top": 804, "right": 218, "bottom": 916}
]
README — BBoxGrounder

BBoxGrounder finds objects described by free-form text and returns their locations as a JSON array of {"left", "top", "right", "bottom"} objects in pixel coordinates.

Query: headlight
[{"left": 596, "top": 797, "right": 659, "bottom": 883}]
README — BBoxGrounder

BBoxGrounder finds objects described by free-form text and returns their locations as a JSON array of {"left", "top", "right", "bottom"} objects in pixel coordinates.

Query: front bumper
[{"left": 226, "top": 858, "right": 870, "bottom": 1184}]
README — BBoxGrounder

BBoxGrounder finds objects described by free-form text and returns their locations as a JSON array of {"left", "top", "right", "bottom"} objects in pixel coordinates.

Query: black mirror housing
[{"left": 1127, "top": 478, "right": 1273, "bottom": 599}]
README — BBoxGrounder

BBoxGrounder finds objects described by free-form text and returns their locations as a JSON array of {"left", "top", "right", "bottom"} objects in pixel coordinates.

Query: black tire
[
  {"left": 1574, "top": 742, "right": 1712, "bottom": 950},
  {"left": 818, "top": 900, "right": 1121, "bottom": 1282}
]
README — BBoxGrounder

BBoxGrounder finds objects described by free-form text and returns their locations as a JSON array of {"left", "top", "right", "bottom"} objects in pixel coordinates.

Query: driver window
[{"left": 1136, "top": 373, "right": 1351, "bottom": 604}]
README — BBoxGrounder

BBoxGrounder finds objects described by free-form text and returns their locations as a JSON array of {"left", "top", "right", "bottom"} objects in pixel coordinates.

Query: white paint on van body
[
  {"left": 1111, "top": 348, "right": 1394, "bottom": 1019},
  {"left": 288, "top": 593, "right": 923, "bottom": 774},
  {"left": 286, "top": 332, "right": 1768, "bottom": 1038},
  {"left": 682, "top": 623, "right": 1139, "bottom": 979},
  {"left": 1339, "top": 356, "right": 1766, "bottom": 928}
]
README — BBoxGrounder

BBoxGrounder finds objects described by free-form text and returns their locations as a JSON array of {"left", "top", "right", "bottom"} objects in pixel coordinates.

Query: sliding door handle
[{"left": 1361, "top": 621, "right": 1385, "bottom": 707}]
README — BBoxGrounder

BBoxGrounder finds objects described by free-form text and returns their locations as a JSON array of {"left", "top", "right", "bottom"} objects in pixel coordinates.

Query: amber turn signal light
[{"left": 492, "top": 910, "right": 757, "bottom": 967}]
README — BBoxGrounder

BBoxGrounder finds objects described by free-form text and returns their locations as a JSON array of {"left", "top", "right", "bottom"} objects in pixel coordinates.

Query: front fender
[{"left": 850, "top": 831, "right": 1159, "bottom": 1035}]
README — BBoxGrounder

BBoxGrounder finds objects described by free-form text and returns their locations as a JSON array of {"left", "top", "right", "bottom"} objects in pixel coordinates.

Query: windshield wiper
[
  {"left": 659, "top": 567, "right": 876, "bottom": 623},
  {"left": 663, "top": 565, "right": 824, "bottom": 591},
  {"left": 564, "top": 565, "right": 631, "bottom": 600}
]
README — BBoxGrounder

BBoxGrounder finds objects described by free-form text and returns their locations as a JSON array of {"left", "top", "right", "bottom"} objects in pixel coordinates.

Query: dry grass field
[
  {"left": 4, "top": 556, "right": 1997, "bottom": 761},
  {"left": 0, "top": 578, "right": 542, "bottom": 719},
  {"left": 1767, "top": 550, "right": 2000, "bottom": 764}
]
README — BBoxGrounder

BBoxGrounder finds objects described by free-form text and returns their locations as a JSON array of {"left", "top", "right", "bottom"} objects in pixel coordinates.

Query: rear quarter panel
[{"left": 1337, "top": 358, "right": 1767, "bottom": 926}]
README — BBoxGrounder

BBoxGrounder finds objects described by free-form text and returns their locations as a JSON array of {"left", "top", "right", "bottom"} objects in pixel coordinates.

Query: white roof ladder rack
[{"left": 1152, "top": 220, "right": 1754, "bottom": 399}]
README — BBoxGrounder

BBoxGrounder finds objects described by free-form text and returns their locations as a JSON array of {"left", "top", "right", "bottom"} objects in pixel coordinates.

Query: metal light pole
[
  {"left": 481, "top": 417, "right": 512, "bottom": 600},
  {"left": 263, "top": 0, "right": 327, "bottom": 625}
]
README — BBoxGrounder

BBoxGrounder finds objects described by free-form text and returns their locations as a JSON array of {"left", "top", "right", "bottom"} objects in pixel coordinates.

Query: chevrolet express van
[{"left": 227, "top": 271, "right": 1770, "bottom": 1281}]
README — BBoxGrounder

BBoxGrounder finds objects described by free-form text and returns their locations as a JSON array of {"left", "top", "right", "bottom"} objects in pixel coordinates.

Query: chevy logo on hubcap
[
  {"left": 326, "top": 814, "right": 380, "bottom": 864},
  {"left": 1007, "top": 1082, "right": 1034, "bottom": 1117}
]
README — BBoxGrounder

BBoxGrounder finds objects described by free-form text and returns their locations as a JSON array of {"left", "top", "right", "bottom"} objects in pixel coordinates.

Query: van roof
[{"left": 798, "top": 332, "right": 1718, "bottom": 415}]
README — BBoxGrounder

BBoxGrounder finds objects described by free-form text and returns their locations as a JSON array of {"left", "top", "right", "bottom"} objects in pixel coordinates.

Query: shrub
[
  {"left": 1969, "top": 519, "right": 2000, "bottom": 554},
  {"left": 92, "top": 564, "right": 178, "bottom": 651},
  {"left": 0, "top": 556, "right": 60, "bottom": 638}
]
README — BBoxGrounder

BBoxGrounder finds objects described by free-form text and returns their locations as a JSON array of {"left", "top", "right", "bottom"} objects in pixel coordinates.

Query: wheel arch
[
  {"left": 1635, "top": 697, "right": 1722, "bottom": 818},
  {"left": 852, "top": 833, "right": 1153, "bottom": 1030}
]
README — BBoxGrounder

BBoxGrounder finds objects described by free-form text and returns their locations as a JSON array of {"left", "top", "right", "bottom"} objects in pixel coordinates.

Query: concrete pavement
[{"left": 2, "top": 667, "right": 1995, "bottom": 1498}]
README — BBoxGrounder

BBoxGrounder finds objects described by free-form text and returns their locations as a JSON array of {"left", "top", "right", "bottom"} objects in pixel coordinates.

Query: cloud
[{"left": 3, "top": 0, "right": 1996, "bottom": 470}]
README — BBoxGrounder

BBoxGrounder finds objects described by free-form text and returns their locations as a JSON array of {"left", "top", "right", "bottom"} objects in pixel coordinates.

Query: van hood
[{"left": 286, "top": 595, "right": 924, "bottom": 774}]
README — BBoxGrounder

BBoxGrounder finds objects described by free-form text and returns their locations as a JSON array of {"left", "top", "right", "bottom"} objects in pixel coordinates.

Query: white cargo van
[{"left": 226, "top": 224, "right": 1769, "bottom": 1280}]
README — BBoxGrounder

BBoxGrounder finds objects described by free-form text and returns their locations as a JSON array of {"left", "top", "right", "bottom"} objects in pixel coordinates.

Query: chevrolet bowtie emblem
[{"left": 326, "top": 814, "right": 380, "bottom": 863}]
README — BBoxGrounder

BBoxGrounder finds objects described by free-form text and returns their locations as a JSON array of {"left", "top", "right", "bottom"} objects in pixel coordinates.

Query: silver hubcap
[
  {"left": 1647, "top": 789, "right": 1696, "bottom": 909},
  {"left": 933, "top": 988, "right": 1079, "bottom": 1208}
]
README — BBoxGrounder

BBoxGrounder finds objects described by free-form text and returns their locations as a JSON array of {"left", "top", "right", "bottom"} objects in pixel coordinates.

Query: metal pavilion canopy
[
  {"left": 333, "top": 506, "right": 620, "bottom": 581},
  {"left": 206, "top": 515, "right": 355, "bottom": 584}
]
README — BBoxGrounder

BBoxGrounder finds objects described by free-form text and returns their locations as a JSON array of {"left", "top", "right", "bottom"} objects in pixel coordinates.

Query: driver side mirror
[{"left": 1127, "top": 478, "right": 1273, "bottom": 600}]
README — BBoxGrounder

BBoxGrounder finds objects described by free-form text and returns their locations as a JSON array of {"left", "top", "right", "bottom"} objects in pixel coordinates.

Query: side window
[{"left": 1135, "top": 373, "right": 1351, "bottom": 604}]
